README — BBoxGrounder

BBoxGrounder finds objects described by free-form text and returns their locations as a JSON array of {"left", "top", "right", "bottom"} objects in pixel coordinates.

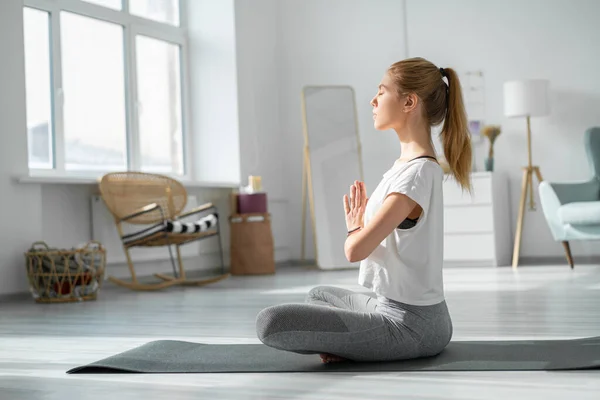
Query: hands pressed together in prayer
[{"left": 344, "top": 180, "right": 368, "bottom": 233}]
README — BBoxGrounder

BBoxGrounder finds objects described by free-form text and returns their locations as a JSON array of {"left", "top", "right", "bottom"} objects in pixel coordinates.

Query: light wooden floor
[{"left": 1, "top": 263, "right": 600, "bottom": 399}]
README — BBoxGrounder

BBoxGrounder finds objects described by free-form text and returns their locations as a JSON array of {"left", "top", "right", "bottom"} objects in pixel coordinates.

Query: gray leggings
[{"left": 255, "top": 285, "right": 453, "bottom": 362}]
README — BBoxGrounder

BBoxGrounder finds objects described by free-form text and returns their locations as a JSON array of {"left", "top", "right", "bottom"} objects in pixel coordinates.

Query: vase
[{"left": 484, "top": 156, "right": 494, "bottom": 172}]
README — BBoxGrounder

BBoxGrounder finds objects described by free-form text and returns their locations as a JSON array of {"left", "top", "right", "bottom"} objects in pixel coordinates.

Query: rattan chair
[{"left": 98, "top": 172, "right": 229, "bottom": 290}]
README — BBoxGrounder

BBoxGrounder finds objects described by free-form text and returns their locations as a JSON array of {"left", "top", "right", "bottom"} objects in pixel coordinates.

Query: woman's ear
[{"left": 403, "top": 93, "right": 419, "bottom": 113}]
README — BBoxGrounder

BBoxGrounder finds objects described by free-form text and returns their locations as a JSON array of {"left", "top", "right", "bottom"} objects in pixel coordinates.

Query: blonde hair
[{"left": 387, "top": 57, "right": 472, "bottom": 192}]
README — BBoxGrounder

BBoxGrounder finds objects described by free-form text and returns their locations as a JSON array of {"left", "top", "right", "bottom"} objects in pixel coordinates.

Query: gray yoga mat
[{"left": 67, "top": 336, "right": 600, "bottom": 374}]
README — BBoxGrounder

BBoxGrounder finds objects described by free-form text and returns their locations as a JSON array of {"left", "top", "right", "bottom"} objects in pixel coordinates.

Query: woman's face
[{"left": 370, "top": 73, "right": 406, "bottom": 131}]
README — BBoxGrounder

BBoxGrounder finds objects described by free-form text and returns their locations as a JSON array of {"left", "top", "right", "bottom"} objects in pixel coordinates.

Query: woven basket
[{"left": 24, "top": 241, "right": 106, "bottom": 303}]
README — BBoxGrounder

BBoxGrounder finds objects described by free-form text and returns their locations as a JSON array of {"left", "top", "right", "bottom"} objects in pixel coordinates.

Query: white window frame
[{"left": 23, "top": 0, "right": 192, "bottom": 181}]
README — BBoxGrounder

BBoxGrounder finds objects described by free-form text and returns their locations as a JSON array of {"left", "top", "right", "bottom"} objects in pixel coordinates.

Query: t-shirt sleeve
[{"left": 387, "top": 163, "right": 434, "bottom": 216}]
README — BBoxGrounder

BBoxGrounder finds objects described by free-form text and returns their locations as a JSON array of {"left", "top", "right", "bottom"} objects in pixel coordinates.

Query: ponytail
[
  {"left": 440, "top": 68, "right": 472, "bottom": 193},
  {"left": 387, "top": 58, "right": 473, "bottom": 192}
]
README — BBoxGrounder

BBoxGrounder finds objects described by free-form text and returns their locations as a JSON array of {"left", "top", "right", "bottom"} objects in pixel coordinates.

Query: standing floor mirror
[{"left": 300, "top": 85, "right": 364, "bottom": 270}]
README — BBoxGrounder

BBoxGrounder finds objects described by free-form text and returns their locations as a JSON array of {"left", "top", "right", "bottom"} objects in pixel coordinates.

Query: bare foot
[{"left": 319, "top": 353, "right": 348, "bottom": 364}]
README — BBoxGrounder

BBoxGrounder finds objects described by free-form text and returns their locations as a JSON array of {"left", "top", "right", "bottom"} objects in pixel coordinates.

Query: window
[
  {"left": 130, "top": 0, "right": 179, "bottom": 25},
  {"left": 61, "top": 12, "right": 127, "bottom": 171},
  {"left": 135, "top": 35, "right": 184, "bottom": 174},
  {"left": 22, "top": 0, "right": 188, "bottom": 177},
  {"left": 82, "top": 0, "right": 122, "bottom": 10},
  {"left": 23, "top": 8, "right": 53, "bottom": 170}
]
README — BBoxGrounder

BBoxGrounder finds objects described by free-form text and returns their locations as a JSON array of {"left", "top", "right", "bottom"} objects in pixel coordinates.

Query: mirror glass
[{"left": 302, "top": 85, "right": 363, "bottom": 270}]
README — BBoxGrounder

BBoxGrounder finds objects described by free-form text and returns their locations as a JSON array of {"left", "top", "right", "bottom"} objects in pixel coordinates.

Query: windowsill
[{"left": 16, "top": 173, "right": 240, "bottom": 189}]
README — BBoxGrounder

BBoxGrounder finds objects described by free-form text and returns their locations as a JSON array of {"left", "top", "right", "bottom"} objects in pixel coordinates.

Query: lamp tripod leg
[
  {"left": 526, "top": 115, "right": 536, "bottom": 211},
  {"left": 533, "top": 166, "right": 543, "bottom": 183},
  {"left": 512, "top": 167, "right": 530, "bottom": 269},
  {"left": 301, "top": 148, "right": 307, "bottom": 261},
  {"left": 528, "top": 168, "right": 536, "bottom": 211}
]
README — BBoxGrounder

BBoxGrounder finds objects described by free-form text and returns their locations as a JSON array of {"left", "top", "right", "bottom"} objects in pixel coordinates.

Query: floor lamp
[{"left": 503, "top": 79, "right": 550, "bottom": 269}]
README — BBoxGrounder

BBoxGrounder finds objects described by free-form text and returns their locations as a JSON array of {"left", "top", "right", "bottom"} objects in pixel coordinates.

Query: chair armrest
[
  {"left": 546, "top": 179, "right": 600, "bottom": 204},
  {"left": 538, "top": 178, "right": 600, "bottom": 241},
  {"left": 538, "top": 182, "right": 567, "bottom": 241},
  {"left": 120, "top": 203, "right": 166, "bottom": 222},
  {"left": 177, "top": 202, "right": 216, "bottom": 220}
]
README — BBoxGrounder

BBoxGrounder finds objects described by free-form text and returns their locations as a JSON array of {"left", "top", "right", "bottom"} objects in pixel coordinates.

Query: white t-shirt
[{"left": 358, "top": 158, "right": 445, "bottom": 306}]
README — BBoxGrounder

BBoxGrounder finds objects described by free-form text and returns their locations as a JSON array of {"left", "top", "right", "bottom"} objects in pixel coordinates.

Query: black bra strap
[
  {"left": 409, "top": 155, "right": 437, "bottom": 162},
  {"left": 395, "top": 155, "right": 435, "bottom": 230}
]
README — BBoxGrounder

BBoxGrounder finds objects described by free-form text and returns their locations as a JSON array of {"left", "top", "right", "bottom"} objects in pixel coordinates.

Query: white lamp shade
[{"left": 503, "top": 79, "right": 550, "bottom": 118}]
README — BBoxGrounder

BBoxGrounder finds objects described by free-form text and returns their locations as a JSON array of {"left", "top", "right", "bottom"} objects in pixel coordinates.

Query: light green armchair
[{"left": 538, "top": 127, "right": 600, "bottom": 268}]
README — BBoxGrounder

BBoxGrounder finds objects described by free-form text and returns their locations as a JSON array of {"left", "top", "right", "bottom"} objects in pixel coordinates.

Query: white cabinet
[{"left": 442, "top": 171, "right": 511, "bottom": 267}]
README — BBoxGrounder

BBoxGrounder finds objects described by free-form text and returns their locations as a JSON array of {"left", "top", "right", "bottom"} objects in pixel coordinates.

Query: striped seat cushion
[{"left": 122, "top": 213, "right": 218, "bottom": 244}]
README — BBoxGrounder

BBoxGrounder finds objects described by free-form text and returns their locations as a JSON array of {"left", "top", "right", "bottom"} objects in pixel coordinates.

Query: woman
[{"left": 256, "top": 57, "right": 472, "bottom": 363}]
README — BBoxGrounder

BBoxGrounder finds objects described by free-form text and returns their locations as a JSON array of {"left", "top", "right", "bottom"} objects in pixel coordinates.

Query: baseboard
[
  {"left": 2, "top": 248, "right": 293, "bottom": 301},
  {"left": 107, "top": 246, "right": 291, "bottom": 279},
  {"left": 0, "top": 291, "right": 32, "bottom": 304},
  {"left": 287, "top": 258, "right": 316, "bottom": 267},
  {"left": 519, "top": 255, "right": 600, "bottom": 266},
  {"left": 443, "top": 260, "right": 498, "bottom": 268}
]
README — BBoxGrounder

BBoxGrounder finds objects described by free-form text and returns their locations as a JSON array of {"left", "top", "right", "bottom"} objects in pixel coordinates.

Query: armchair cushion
[
  {"left": 168, "top": 213, "right": 218, "bottom": 233},
  {"left": 557, "top": 201, "right": 600, "bottom": 226},
  {"left": 122, "top": 213, "right": 218, "bottom": 245}
]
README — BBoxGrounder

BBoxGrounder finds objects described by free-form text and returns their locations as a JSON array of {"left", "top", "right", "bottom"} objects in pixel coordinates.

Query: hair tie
[{"left": 439, "top": 67, "right": 450, "bottom": 91}]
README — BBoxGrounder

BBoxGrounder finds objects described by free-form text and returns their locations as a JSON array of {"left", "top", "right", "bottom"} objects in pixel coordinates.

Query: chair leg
[
  {"left": 167, "top": 243, "right": 179, "bottom": 279},
  {"left": 161, "top": 239, "right": 229, "bottom": 286},
  {"left": 109, "top": 246, "right": 182, "bottom": 291},
  {"left": 217, "top": 230, "right": 226, "bottom": 276},
  {"left": 562, "top": 241, "right": 574, "bottom": 269},
  {"left": 156, "top": 244, "right": 189, "bottom": 281},
  {"left": 153, "top": 245, "right": 184, "bottom": 282},
  {"left": 123, "top": 246, "right": 137, "bottom": 283},
  {"left": 176, "top": 244, "right": 186, "bottom": 280},
  {"left": 108, "top": 275, "right": 182, "bottom": 291}
]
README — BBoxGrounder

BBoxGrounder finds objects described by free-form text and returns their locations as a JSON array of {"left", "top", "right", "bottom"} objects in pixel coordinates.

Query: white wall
[
  {"left": 405, "top": 0, "right": 600, "bottom": 258},
  {"left": 186, "top": 0, "right": 241, "bottom": 186},
  {"left": 278, "top": 0, "right": 409, "bottom": 261},
  {"left": 234, "top": 0, "right": 291, "bottom": 261},
  {"left": 0, "top": 1, "right": 44, "bottom": 296}
]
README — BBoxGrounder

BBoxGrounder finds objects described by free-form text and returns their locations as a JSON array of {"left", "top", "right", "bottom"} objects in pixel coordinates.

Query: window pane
[
  {"left": 130, "top": 0, "right": 179, "bottom": 25},
  {"left": 61, "top": 12, "right": 127, "bottom": 171},
  {"left": 23, "top": 8, "right": 53, "bottom": 170},
  {"left": 136, "top": 35, "right": 184, "bottom": 175},
  {"left": 82, "top": 0, "right": 122, "bottom": 10}
]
